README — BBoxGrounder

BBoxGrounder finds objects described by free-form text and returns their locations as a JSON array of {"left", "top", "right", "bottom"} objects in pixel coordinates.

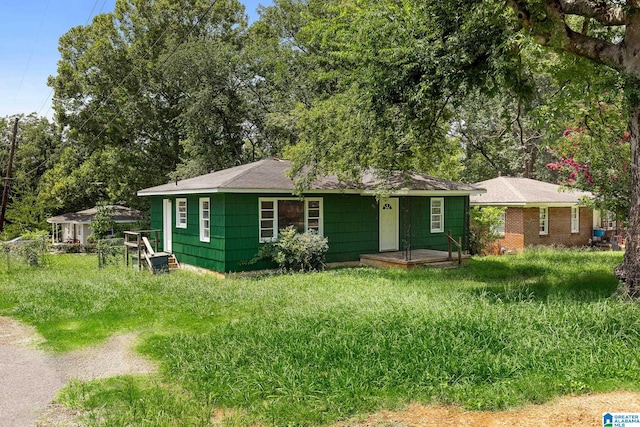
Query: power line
[
  {"left": 0, "top": 118, "right": 19, "bottom": 233},
  {"left": 37, "top": 0, "right": 104, "bottom": 118},
  {"left": 85, "top": 0, "right": 102, "bottom": 25},
  {"left": 77, "top": 0, "right": 219, "bottom": 144},
  {"left": 12, "top": 0, "right": 52, "bottom": 107},
  {"left": 31, "top": 1, "right": 219, "bottom": 178}
]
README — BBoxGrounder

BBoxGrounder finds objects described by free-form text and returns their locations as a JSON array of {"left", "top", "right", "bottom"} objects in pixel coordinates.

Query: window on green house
[
  {"left": 430, "top": 198, "right": 444, "bottom": 233},
  {"left": 176, "top": 198, "right": 187, "bottom": 229},
  {"left": 259, "top": 198, "right": 323, "bottom": 242},
  {"left": 200, "top": 198, "right": 210, "bottom": 242}
]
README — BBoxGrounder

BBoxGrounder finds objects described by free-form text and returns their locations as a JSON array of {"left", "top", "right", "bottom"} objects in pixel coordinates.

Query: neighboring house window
[
  {"left": 200, "top": 198, "right": 210, "bottom": 242},
  {"left": 259, "top": 198, "right": 323, "bottom": 242},
  {"left": 176, "top": 198, "right": 187, "bottom": 229},
  {"left": 494, "top": 211, "right": 506, "bottom": 237},
  {"left": 571, "top": 206, "right": 580, "bottom": 233},
  {"left": 539, "top": 207, "right": 548, "bottom": 235},
  {"left": 430, "top": 198, "right": 444, "bottom": 233},
  {"left": 604, "top": 211, "right": 616, "bottom": 230}
]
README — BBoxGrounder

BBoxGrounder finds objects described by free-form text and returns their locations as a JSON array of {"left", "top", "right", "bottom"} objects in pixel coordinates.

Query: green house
[{"left": 137, "top": 158, "right": 483, "bottom": 273}]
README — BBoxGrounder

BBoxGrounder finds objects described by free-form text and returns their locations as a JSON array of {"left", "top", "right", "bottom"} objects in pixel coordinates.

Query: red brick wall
[
  {"left": 495, "top": 207, "right": 525, "bottom": 253},
  {"left": 494, "top": 206, "right": 592, "bottom": 252}
]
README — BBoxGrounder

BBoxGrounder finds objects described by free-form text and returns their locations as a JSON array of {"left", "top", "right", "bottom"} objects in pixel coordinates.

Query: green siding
[
  {"left": 149, "top": 194, "right": 226, "bottom": 273},
  {"left": 150, "top": 198, "right": 163, "bottom": 250},
  {"left": 400, "top": 196, "right": 468, "bottom": 252},
  {"left": 324, "top": 194, "right": 378, "bottom": 263},
  {"left": 147, "top": 193, "right": 470, "bottom": 273},
  {"left": 222, "top": 193, "right": 265, "bottom": 272}
]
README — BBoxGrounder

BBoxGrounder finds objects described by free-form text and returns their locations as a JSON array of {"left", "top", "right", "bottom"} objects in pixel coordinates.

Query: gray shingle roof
[
  {"left": 47, "top": 205, "right": 145, "bottom": 224},
  {"left": 137, "top": 158, "right": 484, "bottom": 196},
  {"left": 469, "top": 176, "right": 592, "bottom": 206}
]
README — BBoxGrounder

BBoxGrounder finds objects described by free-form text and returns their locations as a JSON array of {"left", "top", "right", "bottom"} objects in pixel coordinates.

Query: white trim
[
  {"left": 471, "top": 202, "right": 580, "bottom": 208},
  {"left": 539, "top": 207, "right": 549, "bottom": 235},
  {"left": 495, "top": 211, "right": 506, "bottom": 237},
  {"left": 430, "top": 198, "right": 444, "bottom": 233},
  {"left": 603, "top": 211, "right": 617, "bottom": 231},
  {"left": 199, "top": 197, "right": 211, "bottom": 242},
  {"left": 379, "top": 198, "right": 400, "bottom": 251},
  {"left": 176, "top": 198, "right": 187, "bottom": 229},
  {"left": 258, "top": 197, "right": 324, "bottom": 243},
  {"left": 305, "top": 198, "right": 323, "bottom": 236},
  {"left": 163, "top": 199, "right": 172, "bottom": 253},
  {"left": 138, "top": 188, "right": 483, "bottom": 197},
  {"left": 360, "top": 189, "right": 485, "bottom": 196},
  {"left": 571, "top": 206, "right": 579, "bottom": 234}
]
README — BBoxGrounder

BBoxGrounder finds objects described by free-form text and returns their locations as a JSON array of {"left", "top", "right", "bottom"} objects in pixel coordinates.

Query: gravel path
[
  {"left": 3, "top": 316, "right": 640, "bottom": 426},
  {"left": 0, "top": 317, "right": 157, "bottom": 427}
]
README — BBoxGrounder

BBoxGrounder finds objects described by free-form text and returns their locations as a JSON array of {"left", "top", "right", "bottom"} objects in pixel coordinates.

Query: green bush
[
  {"left": 261, "top": 226, "right": 329, "bottom": 272},
  {"left": 96, "top": 238, "right": 124, "bottom": 268},
  {"left": 469, "top": 206, "right": 505, "bottom": 255},
  {"left": 3, "top": 230, "right": 49, "bottom": 267}
]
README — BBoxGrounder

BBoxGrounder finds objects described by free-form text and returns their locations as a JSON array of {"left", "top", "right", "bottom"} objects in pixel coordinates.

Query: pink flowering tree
[{"left": 547, "top": 97, "right": 630, "bottom": 223}]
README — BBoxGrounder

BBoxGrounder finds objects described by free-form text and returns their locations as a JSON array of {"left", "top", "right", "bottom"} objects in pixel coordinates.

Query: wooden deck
[{"left": 360, "top": 249, "right": 470, "bottom": 269}]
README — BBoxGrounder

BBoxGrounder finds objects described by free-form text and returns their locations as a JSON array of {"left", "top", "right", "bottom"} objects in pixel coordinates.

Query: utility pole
[{"left": 0, "top": 118, "right": 19, "bottom": 233}]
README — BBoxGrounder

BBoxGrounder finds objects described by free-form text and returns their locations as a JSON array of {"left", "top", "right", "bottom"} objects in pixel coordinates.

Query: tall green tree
[
  {"left": 0, "top": 114, "right": 62, "bottom": 238},
  {"left": 49, "top": 0, "right": 250, "bottom": 207},
  {"left": 275, "top": 0, "right": 510, "bottom": 186}
]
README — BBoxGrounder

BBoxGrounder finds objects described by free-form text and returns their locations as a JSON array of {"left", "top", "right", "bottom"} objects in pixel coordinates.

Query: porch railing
[
  {"left": 446, "top": 230, "right": 463, "bottom": 265},
  {"left": 124, "top": 230, "right": 161, "bottom": 270}
]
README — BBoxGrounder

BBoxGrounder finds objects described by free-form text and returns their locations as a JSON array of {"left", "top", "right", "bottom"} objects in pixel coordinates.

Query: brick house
[{"left": 470, "top": 177, "right": 593, "bottom": 253}]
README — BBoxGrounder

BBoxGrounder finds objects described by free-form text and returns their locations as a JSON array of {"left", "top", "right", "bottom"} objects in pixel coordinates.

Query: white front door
[
  {"left": 379, "top": 198, "right": 399, "bottom": 252},
  {"left": 163, "top": 199, "right": 172, "bottom": 253}
]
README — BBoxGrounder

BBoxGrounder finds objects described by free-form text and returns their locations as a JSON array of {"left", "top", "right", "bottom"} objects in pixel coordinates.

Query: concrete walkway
[{"left": 0, "top": 345, "right": 66, "bottom": 427}]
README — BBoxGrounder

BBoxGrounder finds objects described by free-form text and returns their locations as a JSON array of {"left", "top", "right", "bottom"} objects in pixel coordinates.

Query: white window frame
[
  {"left": 571, "top": 206, "right": 579, "bottom": 234},
  {"left": 199, "top": 197, "right": 210, "bottom": 242},
  {"left": 430, "top": 198, "right": 444, "bottom": 233},
  {"left": 259, "top": 197, "right": 323, "bottom": 243},
  {"left": 176, "top": 198, "right": 187, "bottom": 229},
  {"left": 539, "top": 207, "right": 549, "bottom": 235},
  {"left": 604, "top": 211, "right": 616, "bottom": 230},
  {"left": 494, "top": 211, "right": 506, "bottom": 237}
]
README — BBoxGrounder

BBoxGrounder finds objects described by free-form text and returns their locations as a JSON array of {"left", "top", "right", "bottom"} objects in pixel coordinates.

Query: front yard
[{"left": 0, "top": 249, "right": 637, "bottom": 426}]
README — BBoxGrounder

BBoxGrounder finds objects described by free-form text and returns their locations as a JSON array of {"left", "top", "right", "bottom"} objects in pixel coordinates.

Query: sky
[{"left": 0, "top": 0, "right": 270, "bottom": 119}]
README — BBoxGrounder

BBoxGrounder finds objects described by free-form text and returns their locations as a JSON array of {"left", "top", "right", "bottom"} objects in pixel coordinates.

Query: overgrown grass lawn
[{"left": 0, "top": 249, "right": 637, "bottom": 425}]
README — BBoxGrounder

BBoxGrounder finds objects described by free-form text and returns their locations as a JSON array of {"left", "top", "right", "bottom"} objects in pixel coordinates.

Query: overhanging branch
[
  {"left": 564, "top": 26, "right": 624, "bottom": 70},
  {"left": 559, "top": 0, "right": 626, "bottom": 26},
  {"left": 509, "top": 0, "right": 625, "bottom": 73}
]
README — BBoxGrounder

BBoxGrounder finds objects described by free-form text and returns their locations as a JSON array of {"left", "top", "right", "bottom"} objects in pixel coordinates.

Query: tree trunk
[{"left": 620, "top": 106, "right": 640, "bottom": 297}]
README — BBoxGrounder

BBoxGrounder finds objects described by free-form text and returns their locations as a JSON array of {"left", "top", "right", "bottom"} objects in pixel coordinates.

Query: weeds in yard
[{"left": 0, "top": 249, "right": 636, "bottom": 426}]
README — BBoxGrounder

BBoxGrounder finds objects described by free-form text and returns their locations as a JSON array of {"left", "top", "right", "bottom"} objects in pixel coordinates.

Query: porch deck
[{"left": 360, "top": 249, "right": 470, "bottom": 269}]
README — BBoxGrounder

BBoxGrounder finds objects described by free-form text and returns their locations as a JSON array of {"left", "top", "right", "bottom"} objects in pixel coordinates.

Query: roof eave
[
  {"left": 138, "top": 187, "right": 484, "bottom": 197},
  {"left": 470, "top": 201, "right": 586, "bottom": 207}
]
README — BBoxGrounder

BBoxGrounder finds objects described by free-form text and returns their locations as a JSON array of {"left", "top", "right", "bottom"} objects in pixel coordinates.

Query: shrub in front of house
[
  {"left": 260, "top": 226, "right": 329, "bottom": 272},
  {"left": 469, "top": 206, "right": 506, "bottom": 255}
]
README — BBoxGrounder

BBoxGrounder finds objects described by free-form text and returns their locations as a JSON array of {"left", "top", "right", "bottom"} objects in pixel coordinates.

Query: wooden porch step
[{"left": 168, "top": 254, "right": 180, "bottom": 271}]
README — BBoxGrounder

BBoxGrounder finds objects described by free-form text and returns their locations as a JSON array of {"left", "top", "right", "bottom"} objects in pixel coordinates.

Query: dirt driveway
[
  {"left": 0, "top": 317, "right": 156, "bottom": 426},
  {"left": 2, "top": 316, "right": 639, "bottom": 426}
]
